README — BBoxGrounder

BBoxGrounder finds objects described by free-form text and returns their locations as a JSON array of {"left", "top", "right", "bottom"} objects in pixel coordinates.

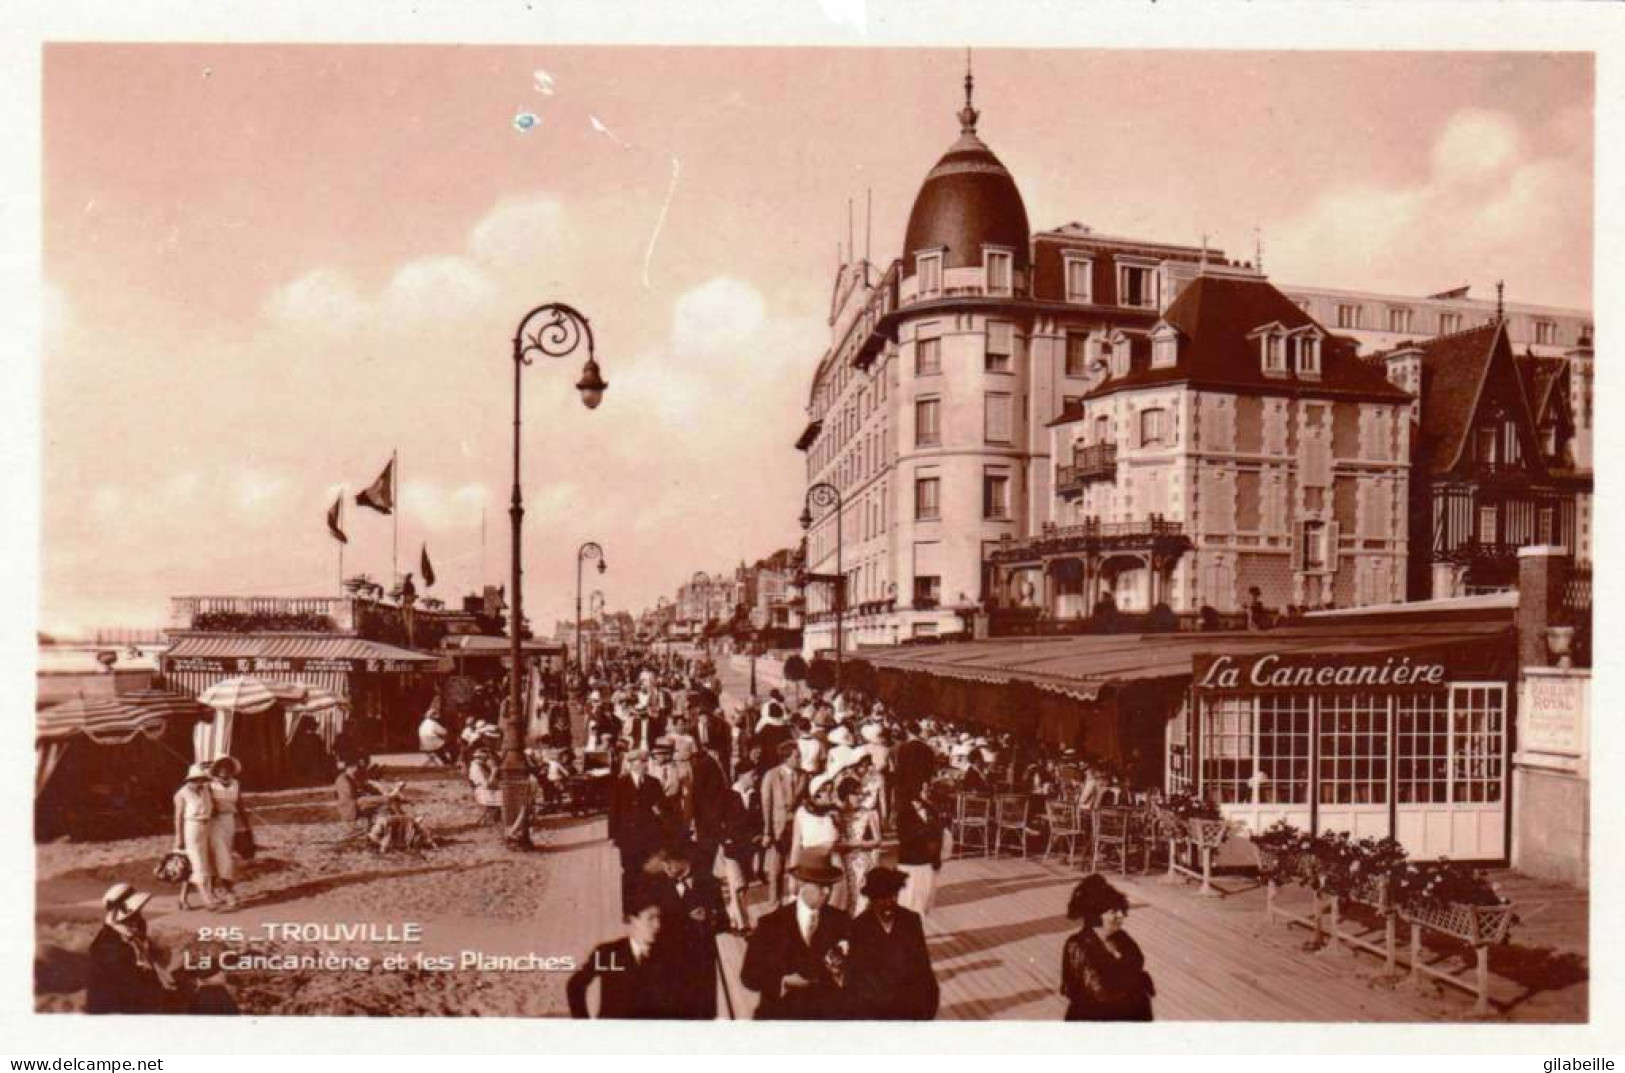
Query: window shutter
[
  {"left": 1291, "top": 521, "right": 1306, "bottom": 572},
  {"left": 1326, "top": 521, "right": 1341, "bottom": 568}
]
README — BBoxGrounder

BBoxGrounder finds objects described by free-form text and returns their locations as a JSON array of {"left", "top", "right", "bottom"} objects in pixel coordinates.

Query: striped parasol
[
  {"left": 288, "top": 687, "right": 345, "bottom": 714},
  {"left": 36, "top": 689, "right": 202, "bottom": 745},
  {"left": 196, "top": 676, "right": 282, "bottom": 714}
]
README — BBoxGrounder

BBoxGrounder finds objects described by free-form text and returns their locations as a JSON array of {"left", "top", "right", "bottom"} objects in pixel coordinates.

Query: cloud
[
  {"left": 232, "top": 470, "right": 289, "bottom": 513},
  {"left": 383, "top": 256, "right": 499, "bottom": 324},
  {"left": 264, "top": 268, "right": 369, "bottom": 331},
  {"left": 1271, "top": 107, "right": 1590, "bottom": 307},
  {"left": 468, "top": 195, "right": 567, "bottom": 271},
  {"left": 670, "top": 276, "right": 768, "bottom": 358}
]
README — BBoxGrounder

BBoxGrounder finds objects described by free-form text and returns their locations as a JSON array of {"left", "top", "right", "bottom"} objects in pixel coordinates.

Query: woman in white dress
[
  {"left": 207, "top": 757, "right": 242, "bottom": 906},
  {"left": 171, "top": 765, "right": 215, "bottom": 910}
]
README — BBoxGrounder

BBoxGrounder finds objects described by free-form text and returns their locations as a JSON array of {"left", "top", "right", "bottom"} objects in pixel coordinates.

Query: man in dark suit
[
  {"left": 645, "top": 841, "right": 727, "bottom": 1019},
  {"left": 608, "top": 749, "right": 666, "bottom": 914},
  {"left": 688, "top": 745, "right": 730, "bottom": 882},
  {"left": 566, "top": 885, "right": 667, "bottom": 1019},
  {"left": 893, "top": 721, "right": 939, "bottom": 805},
  {"left": 845, "top": 866, "right": 940, "bottom": 1020},
  {"left": 692, "top": 706, "right": 733, "bottom": 781},
  {"left": 739, "top": 854, "right": 851, "bottom": 1020},
  {"left": 759, "top": 741, "right": 807, "bottom": 907}
]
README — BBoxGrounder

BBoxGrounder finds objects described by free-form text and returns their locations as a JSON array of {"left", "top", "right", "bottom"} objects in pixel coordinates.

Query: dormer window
[
  {"left": 916, "top": 251, "right": 943, "bottom": 298},
  {"left": 1263, "top": 333, "right": 1286, "bottom": 374},
  {"left": 1151, "top": 324, "right": 1179, "bottom": 369},
  {"left": 984, "top": 247, "right": 1013, "bottom": 296},
  {"left": 1106, "top": 331, "right": 1131, "bottom": 378},
  {"left": 1064, "top": 253, "right": 1094, "bottom": 303},
  {"left": 1293, "top": 329, "right": 1322, "bottom": 378},
  {"left": 1117, "top": 261, "right": 1159, "bottom": 309}
]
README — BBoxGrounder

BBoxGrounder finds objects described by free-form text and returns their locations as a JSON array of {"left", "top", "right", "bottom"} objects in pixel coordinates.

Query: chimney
[{"left": 1517, "top": 546, "right": 1572, "bottom": 669}]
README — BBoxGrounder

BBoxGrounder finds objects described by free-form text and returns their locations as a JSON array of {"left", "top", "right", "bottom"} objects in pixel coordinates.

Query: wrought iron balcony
[
  {"left": 989, "top": 514, "right": 1189, "bottom": 564},
  {"left": 1055, "top": 443, "right": 1118, "bottom": 497}
]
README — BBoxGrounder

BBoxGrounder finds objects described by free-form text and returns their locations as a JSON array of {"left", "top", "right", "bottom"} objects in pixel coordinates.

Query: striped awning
[
  {"left": 854, "top": 620, "right": 1516, "bottom": 704},
  {"left": 37, "top": 689, "right": 205, "bottom": 744},
  {"left": 163, "top": 633, "right": 439, "bottom": 675}
]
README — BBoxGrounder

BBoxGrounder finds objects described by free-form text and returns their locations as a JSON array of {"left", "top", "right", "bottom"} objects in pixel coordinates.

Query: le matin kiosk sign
[
  {"left": 1194, "top": 650, "right": 1449, "bottom": 693},
  {"left": 167, "top": 656, "right": 417, "bottom": 675}
]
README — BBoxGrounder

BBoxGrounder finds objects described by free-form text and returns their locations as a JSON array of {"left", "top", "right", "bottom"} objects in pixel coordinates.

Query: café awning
[
  {"left": 162, "top": 633, "right": 440, "bottom": 675},
  {"left": 853, "top": 619, "right": 1515, "bottom": 704}
]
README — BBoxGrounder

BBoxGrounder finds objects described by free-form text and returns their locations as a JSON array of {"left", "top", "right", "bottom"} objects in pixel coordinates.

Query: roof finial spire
[
  {"left": 1495, "top": 279, "right": 1505, "bottom": 322},
  {"left": 959, "top": 47, "right": 979, "bottom": 135}
]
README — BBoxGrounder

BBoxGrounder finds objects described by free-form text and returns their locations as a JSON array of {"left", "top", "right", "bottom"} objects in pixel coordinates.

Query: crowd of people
[{"left": 569, "top": 644, "right": 1157, "bottom": 1022}]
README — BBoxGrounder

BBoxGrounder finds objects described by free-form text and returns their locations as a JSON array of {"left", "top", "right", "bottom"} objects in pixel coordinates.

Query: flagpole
[
  {"left": 392, "top": 448, "right": 399, "bottom": 589},
  {"left": 339, "top": 497, "right": 345, "bottom": 594}
]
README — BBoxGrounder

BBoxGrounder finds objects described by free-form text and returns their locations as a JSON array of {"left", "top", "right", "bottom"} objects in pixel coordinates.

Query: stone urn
[{"left": 1546, "top": 625, "right": 1576, "bottom": 669}]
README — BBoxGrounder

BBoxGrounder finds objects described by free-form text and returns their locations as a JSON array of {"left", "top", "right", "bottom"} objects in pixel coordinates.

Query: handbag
[{"left": 154, "top": 851, "right": 191, "bottom": 884}]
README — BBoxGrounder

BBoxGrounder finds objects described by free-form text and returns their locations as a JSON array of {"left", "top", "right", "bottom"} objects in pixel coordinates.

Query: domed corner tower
[{"left": 901, "top": 62, "right": 1032, "bottom": 281}]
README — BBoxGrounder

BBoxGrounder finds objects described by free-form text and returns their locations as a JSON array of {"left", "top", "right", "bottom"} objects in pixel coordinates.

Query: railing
[
  {"left": 1056, "top": 443, "right": 1118, "bottom": 494},
  {"left": 171, "top": 595, "right": 351, "bottom": 629},
  {"left": 988, "top": 607, "right": 1248, "bottom": 637},
  {"left": 992, "top": 515, "right": 1187, "bottom": 563}
]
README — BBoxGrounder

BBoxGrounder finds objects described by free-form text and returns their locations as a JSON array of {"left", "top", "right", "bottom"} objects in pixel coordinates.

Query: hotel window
[
  {"left": 983, "top": 471, "right": 1011, "bottom": 519},
  {"left": 985, "top": 249, "right": 1013, "bottom": 295},
  {"left": 1387, "top": 307, "right": 1413, "bottom": 334},
  {"left": 1478, "top": 505, "right": 1498, "bottom": 543},
  {"left": 1064, "top": 255, "right": 1093, "bottom": 303},
  {"left": 916, "top": 251, "right": 942, "bottom": 298},
  {"left": 985, "top": 321, "right": 1014, "bottom": 373},
  {"left": 1065, "top": 332, "right": 1089, "bottom": 377},
  {"left": 1438, "top": 311, "right": 1462, "bottom": 334},
  {"left": 914, "top": 475, "right": 941, "bottom": 520},
  {"left": 1299, "top": 520, "right": 1328, "bottom": 571},
  {"left": 984, "top": 393, "right": 1014, "bottom": 444},
  {"left": 914, "top": 397, "right": 941, "bottom": 447},
  {"left": 1139, "top": 407, "right": 1167, "bottom": 447},
  {"left": 1262, "top": 333, "right": 1285, "bottom": 374},
  {"left": 1336, "top": 304, "right": 1363, "bottom": 330},
  {"left": 1475, "top": 425, "right": 1497, "bottom": 464},
  {"left": 912, "top": 576, "right": 941, "bottom": 609},
  {"left": 916, "top": 328, "right": 942, "bottom": 376},
  {"left": 1094, "top": 413, "right": 1112, "bottom": 446},
  {"left": 1534, "top": 320, "right": 1557, "bottom": 346},
  {"left": 1118, "top": 264, "right": 1157, "bottom": 308}
]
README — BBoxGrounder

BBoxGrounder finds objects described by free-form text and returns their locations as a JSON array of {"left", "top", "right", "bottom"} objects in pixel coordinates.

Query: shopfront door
[{"left": 1393, "top": 683, "right": 1508, "bottom": 859}]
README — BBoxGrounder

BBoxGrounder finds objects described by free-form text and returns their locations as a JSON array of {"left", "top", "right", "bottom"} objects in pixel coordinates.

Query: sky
[{"left": 40, "top": 45, "right": 1593, "bottom": 636}]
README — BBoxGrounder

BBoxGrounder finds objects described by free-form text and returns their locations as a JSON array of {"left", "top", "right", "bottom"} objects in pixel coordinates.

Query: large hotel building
[{"left": 795, "top": 74, "right": 1593, "bottom": 659}]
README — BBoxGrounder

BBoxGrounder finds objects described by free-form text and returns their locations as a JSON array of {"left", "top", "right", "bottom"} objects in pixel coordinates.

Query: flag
[
  {"left": 421, "top": 544, "right": 436, "bottom": 588},
  {"left": 327, "top": 494, "right": 347, "bottom": 543},
  {"left": 356, "top": 458, "right": 394, "bottom": 514}
]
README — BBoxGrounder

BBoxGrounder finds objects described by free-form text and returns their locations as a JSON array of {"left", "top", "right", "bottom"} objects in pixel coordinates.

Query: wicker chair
[
  {"left": 992, "top": 793, "right": 1032, "bottom": 858},
  {"left": 1090, "top": 806, "right": 1138, "bottom": 875},
  {"left": 952, "top": 793, "right": 994, "bottom": 858},
  {"left": 1043, "top": 797, "right": 1085, "bottom": 863}
]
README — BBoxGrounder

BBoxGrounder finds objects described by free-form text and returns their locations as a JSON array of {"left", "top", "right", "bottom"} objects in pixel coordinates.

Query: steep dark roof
[
  {"left": 902, "top": 129, "right": 1030, "bottom": 275},
  {"left": 1394, "top": 320, "right": 1545, "bottom": 478},
  {"left": 1516, "top": 352, "right": 1568, "bottom": 427},
  {"left": 1083, "top": 275, "right": 1412, "bottom": 403}
]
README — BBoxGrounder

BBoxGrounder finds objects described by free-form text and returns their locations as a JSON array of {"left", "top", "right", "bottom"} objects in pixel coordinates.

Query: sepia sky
[{"left": 40, "top": 45, "right": 1592, "bottom": 635}]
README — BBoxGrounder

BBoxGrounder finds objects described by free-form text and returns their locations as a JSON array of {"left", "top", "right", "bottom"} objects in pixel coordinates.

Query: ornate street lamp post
[
  {"left": 505, "top": 302, "right": 608, "bottom": 842},
  {"left": 799, "top": 481, "right": 844, "bottom": 689},
  {"left": 576, "top": 542, "right": 607, "bottom": 676}
]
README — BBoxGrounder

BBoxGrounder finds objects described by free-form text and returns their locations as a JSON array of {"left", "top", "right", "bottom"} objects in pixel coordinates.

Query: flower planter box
[
  {"left": 1186, "top": 817, "right": 1228, "bottom": 849},
  {"left": 1397, "top": 900, "right": 1516, "bottom": 1016}
]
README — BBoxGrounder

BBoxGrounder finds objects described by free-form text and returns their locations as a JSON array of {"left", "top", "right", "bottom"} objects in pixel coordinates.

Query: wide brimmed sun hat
[
  {"left": 185, "top": 763, "right": 213, "bottom": 782},
  {"left": 789, "top": 853, "right": 844, "bottom": 886},
  {"left": 102, "top": 882, "right": 152, "bottom": 924}
]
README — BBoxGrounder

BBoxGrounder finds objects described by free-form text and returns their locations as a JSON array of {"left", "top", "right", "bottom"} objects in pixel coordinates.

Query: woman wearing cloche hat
[{"left": 171, "top": 763, "right": 216, "bottom": 910}]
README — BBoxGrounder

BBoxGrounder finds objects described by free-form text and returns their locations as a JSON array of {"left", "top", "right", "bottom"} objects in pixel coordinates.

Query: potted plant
[{"left": 1394, "top": 860, "right": 1517, "bottom": 946}]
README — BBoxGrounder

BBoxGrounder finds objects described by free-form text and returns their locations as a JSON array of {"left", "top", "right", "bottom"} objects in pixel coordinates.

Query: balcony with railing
[
  {"left": 1055, "top": 443, "right": 1118, "bottom": 498},
  {"left": 990, "top": 514, "right": 1190, "bottom": 564},
  {"left": 853, "top": 261, "right": 901, "bottom": 371}
]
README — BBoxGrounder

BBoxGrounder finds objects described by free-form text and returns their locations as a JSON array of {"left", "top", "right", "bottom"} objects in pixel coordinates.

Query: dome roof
[{"left": 901, "top": 75, "right": 1030, "bottom": 277}]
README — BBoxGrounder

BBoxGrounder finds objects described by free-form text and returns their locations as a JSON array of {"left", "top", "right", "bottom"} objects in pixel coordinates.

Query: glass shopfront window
[{"left": 1317, "top": 694, "right": 1388, "bottom": 805}]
